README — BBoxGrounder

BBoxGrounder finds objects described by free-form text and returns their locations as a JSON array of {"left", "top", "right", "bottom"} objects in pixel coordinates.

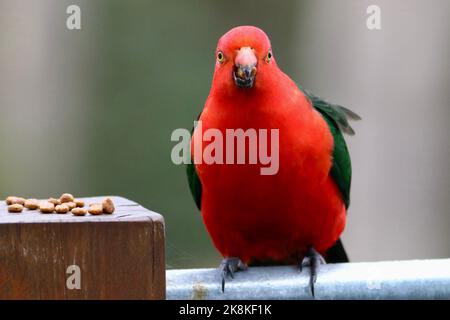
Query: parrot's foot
[
  {"left": 299, "top": 246, "right": 326, "bottom": 298},
  {"left": 219, "top": 257, "right": 247, "bottom": 293}
]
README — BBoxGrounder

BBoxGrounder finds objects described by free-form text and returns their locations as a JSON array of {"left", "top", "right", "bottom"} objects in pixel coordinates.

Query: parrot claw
[
  {"left": 219, "top": 257, "right": 247, "bottom": 293},
  {"left": 299, "top": 246, "right": 326, "bottom": 298}
]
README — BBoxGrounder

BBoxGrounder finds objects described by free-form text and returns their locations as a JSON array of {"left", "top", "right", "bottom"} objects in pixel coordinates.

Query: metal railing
[{"left": 166, "top": 258, "right": 450, "bottom": 299}]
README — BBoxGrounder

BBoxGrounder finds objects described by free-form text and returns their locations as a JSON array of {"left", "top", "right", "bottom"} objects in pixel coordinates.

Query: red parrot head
[{"left": 212, "top": 26, "right": 277, "bottom": 94}]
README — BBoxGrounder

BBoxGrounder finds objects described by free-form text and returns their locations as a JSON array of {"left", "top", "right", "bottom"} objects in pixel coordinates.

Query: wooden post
[{"left": 0, "top": 196, "right": 165, "bottom": 300}]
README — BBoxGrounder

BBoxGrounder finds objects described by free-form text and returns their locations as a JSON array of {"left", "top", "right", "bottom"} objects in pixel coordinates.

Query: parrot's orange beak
[{"left": 233, "top": 47, "right": 257, "bottom": 89}]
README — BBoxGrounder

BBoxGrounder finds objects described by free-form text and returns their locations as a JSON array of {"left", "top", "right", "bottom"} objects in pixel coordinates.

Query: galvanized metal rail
[{"left": 166, "top": 259, "right": 450, "bottom": 299}]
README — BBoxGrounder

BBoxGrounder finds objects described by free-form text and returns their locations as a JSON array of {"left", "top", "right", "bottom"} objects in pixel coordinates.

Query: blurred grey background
[{"left": 0, "top": 0, "right": 449, "bottom": 268}]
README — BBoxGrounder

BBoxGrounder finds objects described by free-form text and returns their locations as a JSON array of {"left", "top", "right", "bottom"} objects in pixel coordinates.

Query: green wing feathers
[
  {"left": 300, "top": 87, "right": 360, "bottom": 209},
  {"left": 187, "top": 117, "right": 203, "bottom": 210},
  {"left": 187, "top": 160, "right": 202, "bottom": 210}
]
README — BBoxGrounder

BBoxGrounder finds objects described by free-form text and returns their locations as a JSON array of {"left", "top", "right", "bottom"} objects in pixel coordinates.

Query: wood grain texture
[{"left": 0, "top": 196, "right": 165, "bottom": 300}]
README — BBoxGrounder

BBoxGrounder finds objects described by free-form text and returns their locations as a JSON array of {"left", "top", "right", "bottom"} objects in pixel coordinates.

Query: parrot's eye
[
  {"left": 217, "top": 51, "right": 225, "bottom": 63},
  {"left": 265, "top": 50, "right": 273, "bottom": 63}
]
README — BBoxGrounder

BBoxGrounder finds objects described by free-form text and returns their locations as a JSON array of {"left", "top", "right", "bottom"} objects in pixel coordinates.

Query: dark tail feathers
[{"left": 325, "top": 238, "right": 349, "bottom": 263}]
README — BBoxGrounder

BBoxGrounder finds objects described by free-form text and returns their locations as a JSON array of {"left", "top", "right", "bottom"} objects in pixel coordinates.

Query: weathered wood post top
[{"left": 0, "top": 196, "right": 165, "bottom": 300}]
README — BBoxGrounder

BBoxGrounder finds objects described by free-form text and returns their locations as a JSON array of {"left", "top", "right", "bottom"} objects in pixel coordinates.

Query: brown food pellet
[
  {"left": 55, "top": 204, "right": 69, "bottom": 214},
  {"left": 8, "top": 204, "right": 23, "bottom": 213},
  {"left": 40, "top": 202, "right": 55, "bottom": 214},
  {"left": 48, "top": 198, "right": 61, "bottom": 206},
  {"left": 102, "top": 198, "right": 115, "bottom": 214},
  {"left": 6, "top": 196, "right": 16, "bottom": 205},
  {"left": 24, "top": 199, "right": 40, "bottom": 210},
  {"left": 65, "top": 202, "right": 77, "bottom": 210},
  {"left": 88, "top": 204, "right": 103, "bottom": 215},
  {"left": 75, "top": 199, "right": 85, "bottom": 207},
  {"left": 60, "top": 193, "right": 74, "bottom": 204},
  {"left": 6, "top": 196, "right": 25, "bottom": 205},
  {"left": 71, "top": 208, "right": 87, "bottom": 216}
]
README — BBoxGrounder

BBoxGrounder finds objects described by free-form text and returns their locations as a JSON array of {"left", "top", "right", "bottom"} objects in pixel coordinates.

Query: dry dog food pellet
[
  {"left": 24, "top": 199, "right": 40, "bottom": 210},
  {"left": 66, "top": 202, "right": 77, "bottom": 210},
  {"left": 102, "top": 198, "right": 115, "bottom": 214},
  {"left": 5, "top": 196, "right": 15, "bottom": 205},
  {"left": 5, "top": 196, "right": 16, "bottom": 205},
  {"left": 8, "top": 204, "right": 23, "bottom": 213},
  {"left": 55, "top": 204, "right": 69, "bottom": 214},
  {"left": 88, "top": 204, "right": 103, "bottom": 215},
  {"left": 48, "top": 198, "right": 61, "bottom": 206},
  {"left": 75, "top": 199, "right": 85, "bottom": 207},
  {"left": 60, "top": 193, "right": 74, "bottom": 204},
  {"left": 6, "top": 196, "right": 25, "bottom": 206},
  {"left": 72, "top": 208, "right": 87, "bottom": 216},
  {"left": 40, "top": 202, "right": 55, "bottom": 214}
]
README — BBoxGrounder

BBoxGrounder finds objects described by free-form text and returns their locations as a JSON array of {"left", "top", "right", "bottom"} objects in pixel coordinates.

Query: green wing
[
  {"left": 300, "top": 87, "right": 361, "bottom": 209},
  {"left": 187, "top": 116, "right": 203, "bottom": 210},
  {"left": 186, "top": 90, "right": 360, "bottom": 211}
]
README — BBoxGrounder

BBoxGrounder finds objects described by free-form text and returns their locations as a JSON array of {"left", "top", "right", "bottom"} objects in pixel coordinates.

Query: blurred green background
[{"left": 0, "top": 0, "right": 449, "bottom": 268}]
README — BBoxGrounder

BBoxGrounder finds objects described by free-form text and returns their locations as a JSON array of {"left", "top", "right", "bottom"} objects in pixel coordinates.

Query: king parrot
[{"left": 187, "top": 26, "right": 360, "bottom": 296}]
